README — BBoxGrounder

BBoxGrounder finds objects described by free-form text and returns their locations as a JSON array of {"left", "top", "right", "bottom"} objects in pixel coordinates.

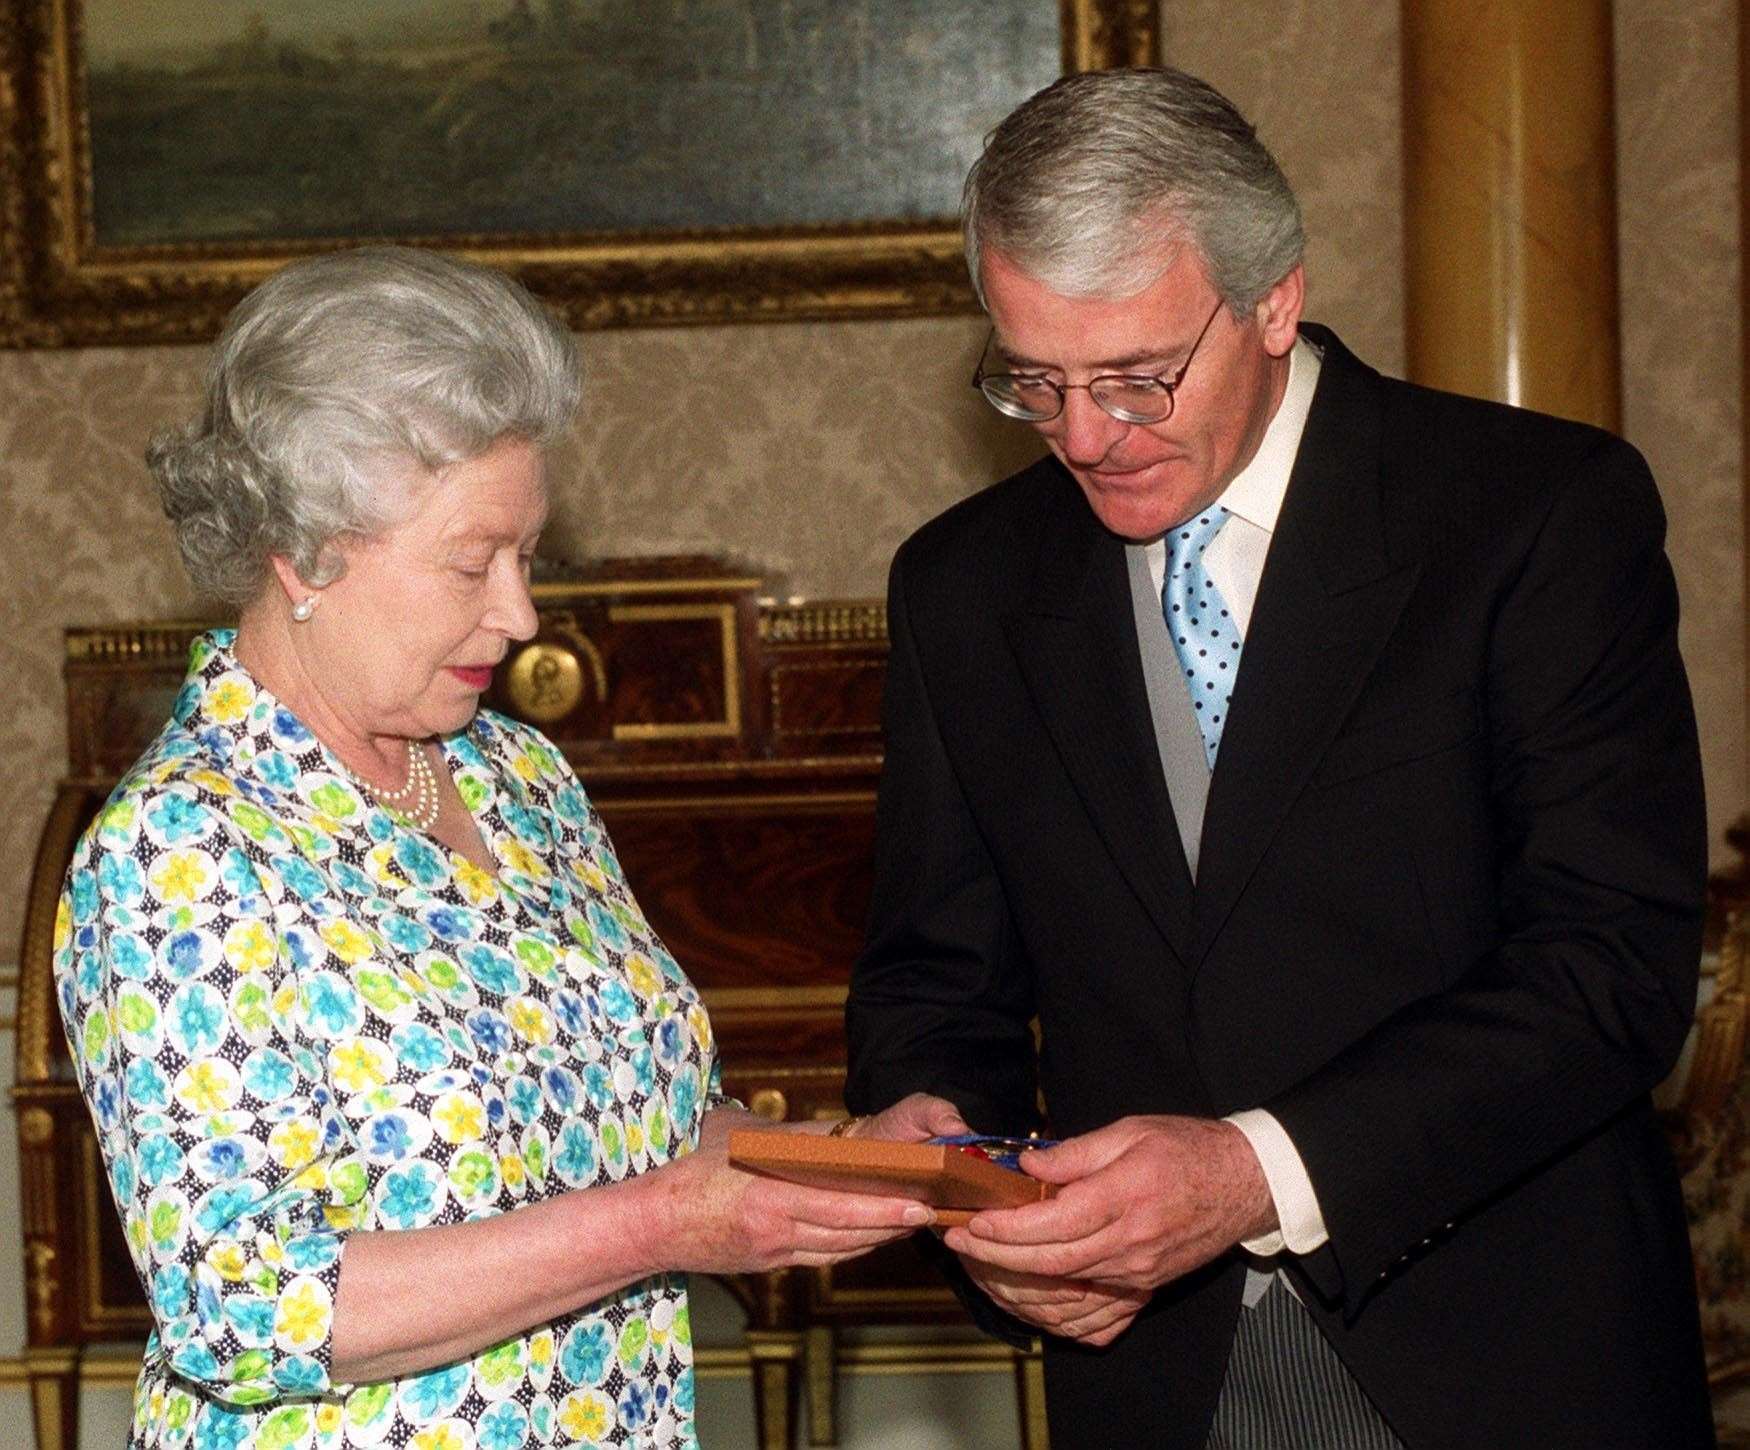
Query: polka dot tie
[{"left": 1162, "top": 507, "right": 1243, "bottom": 767}]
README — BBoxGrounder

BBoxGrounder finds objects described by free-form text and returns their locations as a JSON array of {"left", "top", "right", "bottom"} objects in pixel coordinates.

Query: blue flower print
[
  {"left": 171, "top": 681, "right": 200, "bottom": 725},
  {"left": 241, "top": 1048, "right": 296, "bottom": 1103},
  {"left": 367, "top": 1113, "right": 416, "bottom": 1162},
  {"left": 507, "top": 1076, "right": 540, "bottom": 1125},
  {"left": 218, "top": 849, "right": 266, "bottom": 909},
  {"left": 270, "top": 706, "right": 313, "bottom": 747},
  {"left": 422, "top": 905, "right": 475, "bottom": 943},
  {"left": 223, "top": 1296, "right": 275, "bottom": 1347},
  {"left": 560, "top": 1321, "right": 612, "bottom": 1385},
  {"left": 110, "top": 933, "right": 152, "bottom": 980},
  {"left": 554, "top": 990, "right": 587, "bottom": 1036},
  {"left": 655, "top": 1016, "right": 686, "bottom": 1068},
  {"left": 279, "top": 856, "right": 327, "bottom": 903},
  {"left": 138, "top": 1134, "right": 185, "bottom": 1186},
  {"left": 618, "top": 1380, "right": 652, "bottom": 1431},
  {"left": 281, "top": 924, "right": 322, "bottom": 972},
  {"left": 92, "top": 1074, "right": 122, "bottom": 1131},
  {"left": 76, "top": 950, "right": 105, "bottom": 998},
  {"left": 465, "top": 1009, "right": 513, "bottom": 1056},
  {"left": 255, "top": 750, "right": 298, "bottom": 790},
  {"left": 381, "top": 914, "right": 432, "bottom": 954},
  {"left": 272, "top": 1356, "right": 327, "bottom": 1394},
  {"left": 379, "top": 1162, "right": 441, "bottom": 1229},
  {"left": 172, "top": 1342, "right": 220, "bottom": 1382},
  {"left": 583, "top": 1064, "right": 614, "bottom": 1111},
  {"left": 540, "top": 1066, "right": 579, "bottom": 1112},
  {"left": 461, "top": 943, "right": 521, "bottom": 996},
  {"left": 284, "top": 1231, "right": 342, "bottom": 1272},
  {"left": 152, "top": 1263, "right": 191, "bottom": 1318},
  {"left": 554, "top": 1120, "right": 597, "bottom": 1185},
  {"left": 110, "top": 1151, "right": 137, "bottom": 1205},
  {"left": 478, "top": 1401, "right": 530, "bottom": 1450},
  {"left": 96, "top": 852, "right": 145, "bottom": 905},
  {"left": 674, "top": 1373, "right": 695, "bottom": 1415},
  {"left": 193, "top": 1181, "right": 266, "bottom": 1235},
  {"left": 147, "top": 793, "right": 209, "bottom": 846},
  {"left": 192, "top": 1401, "right": 252, "bottom": 1450},
  {"left": 168, "top": 983, "right": 226, "bottom": 1056},
  {"left": 401, "top": 1362, "right": 469, "bottom": 1422},
  {"left": 126, "top": 1049, "right": 170, "bottom": 1105},
  {"left": 670, "top": 1070, "right": 699, "bottom": 1133},
  {"left": 632, "top": 1047, "right": 655, "bottom": 1095},
  {"left": 394, "top": 837, "right": 446, "bottom": 888},
  {"left": 553, "top": 785, "right": 588, "bottom": 825},
  {"left": 196, "top": 1138, "right": 249, "bottom": 1181},
  {"left": 302, "top": 972, "right": 363, "bottom": 1037},
  {"left": 599, "top": 980, "right": 637, "bottom": 1024},
  {"left": 587, "top": 901, "right": 629, "bottom": 951},
  {"left": 389, "top": 1022, "right": 449, "bottom": 1072},
  {"left": 69, "top": 869, "right": 99, "bottom": 924},
  {"left": 194, "top": 1274, "right": 222, "bottom": 1331},
  {"left": 162, "top": 929, "right": 217, "bottom": 982},
  {"left": 332, "top": 860, "right": 376, "bottom": 898}
]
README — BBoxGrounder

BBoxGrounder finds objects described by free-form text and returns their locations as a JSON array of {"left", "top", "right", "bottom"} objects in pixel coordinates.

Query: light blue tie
[{"left": 1163, "top": 508, "right": 1243, "bottom": 767}]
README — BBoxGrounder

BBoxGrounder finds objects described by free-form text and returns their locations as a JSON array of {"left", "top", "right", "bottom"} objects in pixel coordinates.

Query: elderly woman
[{"left": 54, "top": 247, "right": 964, "bottom": 1450}]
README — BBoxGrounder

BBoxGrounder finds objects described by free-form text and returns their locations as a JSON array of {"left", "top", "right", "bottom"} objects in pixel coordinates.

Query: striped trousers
[{"left": 1205, "top": 1279, "right": 1405, "bottom": 1450}]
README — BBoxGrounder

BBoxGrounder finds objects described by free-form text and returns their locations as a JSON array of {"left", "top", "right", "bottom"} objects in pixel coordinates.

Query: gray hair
[
  {"left": 148, "top": 246, "right": 580, "bottom": 605},
  {"left": 963, "top": 67, "right": 1304, "bottom": 312}
]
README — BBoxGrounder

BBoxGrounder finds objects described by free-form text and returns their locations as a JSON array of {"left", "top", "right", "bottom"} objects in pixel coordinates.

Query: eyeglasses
[{"left": 972, "top": 298, "right": 1227, "bottom": 424}]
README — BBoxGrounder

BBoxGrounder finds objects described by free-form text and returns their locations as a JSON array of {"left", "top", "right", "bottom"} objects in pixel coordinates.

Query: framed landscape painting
[{"left": 0, "top": 0, "right": 1157, "bottom": 345}]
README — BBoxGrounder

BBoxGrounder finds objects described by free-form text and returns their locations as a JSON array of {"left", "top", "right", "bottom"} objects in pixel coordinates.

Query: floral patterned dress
[{"left": 55, "top": 630, "right": 726, "bottom": 1450}]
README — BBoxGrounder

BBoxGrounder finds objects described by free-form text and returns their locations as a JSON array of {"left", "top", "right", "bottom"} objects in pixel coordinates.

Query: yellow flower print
[
  {"left": 454, "top": 859, "right": 499, "bottom": 905},
  {"left": 513, "top": 751, "right": 541, "bottom": 782},
  {"left": 150, "top": 850, "right": 214, "bottom": 903},
  {"left": 529, "top": 1331, "right": 554, "bottom": 1369},
  {"left": 175, "top": 1060, "right": 240, "bottom": 1113},
  {"left": 432, "top": 1092, "right": 486, "bottom": 1144},
  {"left": 319, "top": 920, "right": 374, "bottom": 965},
  {"left": 626, "top": 955, "right": 661, "bottom": 997},
  {"left": 260, "top": 1238, "right": 286, "bottom": 1269},
  {"left": 272, "top": 1118, "right": 321, "bottom": 1172},
  {"left": 412, "top": 1426, "right": 466, "bottom": 1450},
  {"left": 328, "top": 1038, "right": 391, "bottom": 1092},
  {"left": 578, "top": 860, "right": 609, "bottom": 893},
  {"left": 686, "top": 1004, "right": 714, "bottom": 1054},
  {"left": 186, "top": 769, "right": 237, "bottom": 797},
  {"left": 507, "top": 997, "right": 555, "bottom": 1046},
  {"left": 501, "top": 1152, "right": 526, "bottom": 1190},
  {"left": 293, "top": 1160, "right": 330, "bottom": 1193},
  {"left": 205, "top": 1243, "right": 250, "bottom": 1282},
  {"left": 204, "top": 677, "right": 255, "bottom": 723},
  {"left": 275, "top": 1278, "right": 331, "bottom": 1349},
  {"left": 499, "top": 838, "right": 549, "bottom": 879},
  {"left": 559, "top": 1391, "right": 611, "bottom": 1440},
  {"left": 53, "top": 896, "right": 70, "bottom": 951},
  {"left": 224, "top": 920, "right": 277, "bottom": 972},
  {"left": 316, "top": 1403, "right": 343, "bottom": 1434},
  {"left": 366, "top": 844, "right": 411, "bottom": 889}
]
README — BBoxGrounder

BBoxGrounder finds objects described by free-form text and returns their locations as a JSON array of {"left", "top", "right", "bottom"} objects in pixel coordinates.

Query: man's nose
[{"left": 1052, "top": 387, "right": 1130, "bottom": 464}]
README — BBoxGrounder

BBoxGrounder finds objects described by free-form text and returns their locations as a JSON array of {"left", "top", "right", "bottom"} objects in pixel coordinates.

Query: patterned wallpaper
[{"left": 0, "top": 0, "right": 1739, "bottom": 971}]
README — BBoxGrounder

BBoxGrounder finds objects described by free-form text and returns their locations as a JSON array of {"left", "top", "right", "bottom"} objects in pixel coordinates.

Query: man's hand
[
  {"left": 958, "top": 1257, "right": 1150, "bottom": 1346},
  {"left": 942, "top": 1115, "right": 1276, "bottom": 1293}
]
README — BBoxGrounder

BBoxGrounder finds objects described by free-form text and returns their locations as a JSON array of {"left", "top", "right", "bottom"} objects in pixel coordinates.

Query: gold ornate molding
[
  {"left": 0, "top": 0, "right": 1157, "bottom": 345},
  {"left": 759, "top": 602, "right": 888, "bottom": 647}
]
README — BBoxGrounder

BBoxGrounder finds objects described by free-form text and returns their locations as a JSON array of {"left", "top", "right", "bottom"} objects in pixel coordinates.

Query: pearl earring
[{"left": 291, "top": 596, "right": 318, "bottom": 622}]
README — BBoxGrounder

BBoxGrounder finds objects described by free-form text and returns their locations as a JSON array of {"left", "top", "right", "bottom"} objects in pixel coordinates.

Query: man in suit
[{"left": 844, "top": 67, "right": 1714, "bottom": 1448}]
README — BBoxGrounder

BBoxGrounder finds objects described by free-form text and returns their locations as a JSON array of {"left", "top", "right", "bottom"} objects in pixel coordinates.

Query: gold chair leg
[
  {"left": 746, "top": 1329, "right": 802, "bottom": 1450},
  {"left": 804, "top": 1324, "right": 838, "bottom": 1445},
  {"left": 1015, "top": 1338, "right": 1050, "bottom": 1450}
]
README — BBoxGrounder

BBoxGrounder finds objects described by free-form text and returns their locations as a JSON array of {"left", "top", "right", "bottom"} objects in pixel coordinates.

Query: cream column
[{"left": 1403, "top": 0, "right": 1621, "bottom": 431}]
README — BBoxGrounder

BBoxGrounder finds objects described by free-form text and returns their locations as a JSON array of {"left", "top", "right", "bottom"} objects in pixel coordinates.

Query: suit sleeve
[
  {"left": 1269, "top": 436, "right": 1706, "bottom": 1313},
  {"left": 845, "top": 549, "right": 1044, "bottom": 1346}
]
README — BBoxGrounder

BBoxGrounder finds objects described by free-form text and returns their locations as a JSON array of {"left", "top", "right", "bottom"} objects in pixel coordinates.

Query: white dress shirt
[{"left": 1143, "top": 335, "right": 1330, "bottom": 1261}]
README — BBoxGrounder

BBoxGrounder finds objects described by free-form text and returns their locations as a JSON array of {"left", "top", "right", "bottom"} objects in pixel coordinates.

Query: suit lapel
[
  {"left": 1004, "top": 475, "right": 1199, "bottom": 962},
  {"left": 1191, "top": 330, "right": 1421, "bottom": 959}
]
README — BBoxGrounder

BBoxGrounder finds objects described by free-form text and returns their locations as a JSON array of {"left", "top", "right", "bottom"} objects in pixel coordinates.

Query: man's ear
[{"left": 1255, "top": 263, "right": 1305, "bottom": 357}]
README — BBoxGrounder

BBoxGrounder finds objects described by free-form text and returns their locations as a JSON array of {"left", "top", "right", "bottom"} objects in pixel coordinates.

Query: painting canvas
[{"left": 0, "top": 0, "right": 1157, "bottom": 343}]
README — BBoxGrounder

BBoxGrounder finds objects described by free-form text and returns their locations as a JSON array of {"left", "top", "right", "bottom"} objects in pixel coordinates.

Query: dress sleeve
[{"left": 57, "top": 780, "right": 360, "bottom": 1404}]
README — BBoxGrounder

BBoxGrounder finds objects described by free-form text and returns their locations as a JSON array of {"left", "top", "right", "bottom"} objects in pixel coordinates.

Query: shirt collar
[{"left": 1211, "top": 333, "right": 1322, "bottom": 537}]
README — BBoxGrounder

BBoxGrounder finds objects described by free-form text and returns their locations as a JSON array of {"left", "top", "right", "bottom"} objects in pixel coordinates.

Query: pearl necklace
[{"left": 340, "top": 739, "right": 441, "bottom": 831}]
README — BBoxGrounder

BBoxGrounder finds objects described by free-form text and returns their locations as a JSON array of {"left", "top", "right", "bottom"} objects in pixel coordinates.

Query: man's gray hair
[
  {"left": 963, "top": 67, "right": 1304, "bottom": 312},
  {"left": 147, "top": 246, "right": 580, "bottom": 605}
]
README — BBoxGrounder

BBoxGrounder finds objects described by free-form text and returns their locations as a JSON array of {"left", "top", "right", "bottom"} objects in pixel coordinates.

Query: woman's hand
[{"left": 649, "top": 1105, "right": 946, "bottom": 1276}]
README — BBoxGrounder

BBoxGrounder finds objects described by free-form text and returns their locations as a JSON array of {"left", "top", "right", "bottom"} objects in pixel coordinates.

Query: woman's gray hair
[
  {"left": 963, "top": 67, "right": 1304, "bottom": 313},
  {"left": 148, "top": 246, "right": 581, "bottom": 605}
]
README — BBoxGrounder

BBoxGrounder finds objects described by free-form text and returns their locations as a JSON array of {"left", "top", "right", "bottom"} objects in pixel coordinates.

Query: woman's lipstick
[{"left": 448, "top": 665, "right": 495, "bottom": 691}]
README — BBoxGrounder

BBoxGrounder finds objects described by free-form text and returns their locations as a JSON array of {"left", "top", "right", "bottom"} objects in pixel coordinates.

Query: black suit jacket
[{"left": 846, "top": 327, "right": 1714, "bottom": 1449}]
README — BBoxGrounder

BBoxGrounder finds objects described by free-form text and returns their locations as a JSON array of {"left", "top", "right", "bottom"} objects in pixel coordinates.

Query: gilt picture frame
[{"left": 0, "top": 0, "right": 1157, "bottom": 346}]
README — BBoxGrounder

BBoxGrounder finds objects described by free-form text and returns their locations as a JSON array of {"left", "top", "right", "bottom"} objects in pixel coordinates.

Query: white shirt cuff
[{"left": 1223, "top": 1108, "right": 1330, "bottom": 1257}]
